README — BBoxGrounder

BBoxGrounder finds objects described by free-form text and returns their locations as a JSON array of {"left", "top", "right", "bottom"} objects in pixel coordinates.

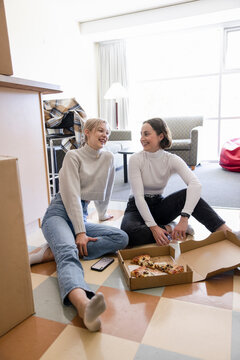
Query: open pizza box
[
  {"left": 117, "top": 230, "right": 240, "bottom": 290},
  {"left": 118, "top": 243, "right": 192, "bottom": 290}
]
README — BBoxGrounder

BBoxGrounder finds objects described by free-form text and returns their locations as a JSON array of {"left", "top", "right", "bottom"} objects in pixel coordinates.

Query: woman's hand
[
  {"left": 171, "top": 217, "right": 188, "bottom": 240},
  {"left": 150, "top": 225, "right": 170, "bottom": 246},
  {"left": 75, "top": 232, "right": 98, "bottom": 257}
]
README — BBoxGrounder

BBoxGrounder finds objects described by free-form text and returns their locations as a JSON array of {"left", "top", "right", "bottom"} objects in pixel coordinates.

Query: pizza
[
  {"left": 166, "top": 265, "right": 184, "bottom": 275},
  {"left": 130, "top": 254, "right": 184, "bottom": 277},
  {"left": 130, "top": 266, "right": 160, "bottom": 278},
  {"left": 153, "top": 262, "right": 173, "bottom": 272},
  {"left": 132, "top": 254, "right": 151, "bottom": 265}
]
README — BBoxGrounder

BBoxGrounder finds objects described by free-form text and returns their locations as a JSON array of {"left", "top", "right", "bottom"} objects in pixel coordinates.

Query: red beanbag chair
[{"left": 220, "top": 138, "right": 240, "bottom": 172}]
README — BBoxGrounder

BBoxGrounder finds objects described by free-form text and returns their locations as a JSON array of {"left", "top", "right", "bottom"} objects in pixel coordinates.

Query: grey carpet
[{"left": 111, "top": 162, "right": 240, "bottom": 208}]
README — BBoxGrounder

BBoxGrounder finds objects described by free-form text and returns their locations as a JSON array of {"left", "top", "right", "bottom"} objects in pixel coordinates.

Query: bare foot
[{"left": 99, "top": 213, "right": 114, "bottom": 221}]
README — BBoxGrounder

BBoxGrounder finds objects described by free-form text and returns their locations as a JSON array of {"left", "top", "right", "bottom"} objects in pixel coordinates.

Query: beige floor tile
[
  {"left": 89, "top": 200, "right": 127, "bottom": 211},
  {"left": 233, "top": 275, "right": 240, "bottom": 312},
  {"left": 31, "top": 273, "right": 49, "bottom": 289},
  {"left": 88, "top": 209, "right": 124, "bottom": 222},
  {"left": 142, "top": 297, "right": 232, "bottom": 360},
  {"left": 41, "top": 325, "right": 139, "bottom": 360},
  {"left": 80, "top": 257, "right": 118, "bottom": 285},
  {"left": 216, "top": 208, "right": 240, "bottom": 229}
]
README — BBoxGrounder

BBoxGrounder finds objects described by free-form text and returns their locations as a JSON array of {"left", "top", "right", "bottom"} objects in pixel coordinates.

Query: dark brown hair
[{"left": 143, "top": 118, "right": 172, "bottom": 149}]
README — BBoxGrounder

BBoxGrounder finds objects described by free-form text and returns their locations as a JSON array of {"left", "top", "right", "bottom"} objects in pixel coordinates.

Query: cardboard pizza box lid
[{"left": 177, "top": 230, "right": 240, "bottom": 282}]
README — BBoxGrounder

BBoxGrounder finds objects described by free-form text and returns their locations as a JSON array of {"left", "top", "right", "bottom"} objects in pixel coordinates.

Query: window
[
  {"left": 126, "top": 25, "right": 240, "bottom": 160},
  {"left": 224, "top": 28, "right": 240, "bottom": 70}
]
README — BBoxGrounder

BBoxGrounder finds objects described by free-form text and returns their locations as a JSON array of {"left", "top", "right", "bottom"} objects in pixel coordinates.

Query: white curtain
[{"left": 99, "top": 40, "right": 129, "bottom": 129}]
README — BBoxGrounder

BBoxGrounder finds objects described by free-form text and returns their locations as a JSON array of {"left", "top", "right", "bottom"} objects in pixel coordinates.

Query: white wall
[
  {"left": 4, "top": 0, "right": 98, "bottom": 117},
  {"left": 80, "top": 0, "right": 240, "bottom": 40},
  {"left": 4, "top": 0, "right": 240, "bottom": 119}
]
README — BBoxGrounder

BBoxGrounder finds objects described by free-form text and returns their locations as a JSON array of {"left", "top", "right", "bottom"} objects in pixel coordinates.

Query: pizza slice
[
  {"left": 166, "top": 265, "right": 184, "bottom": 274},
  {"left": 132, "top": 254, "right": 151, "bottom": 266},
  {"left": 131, "top": 266, "right": 152, "bottom": 278},
  {"left": 153, "top": 262, "right": 173, "bottom": 272}
]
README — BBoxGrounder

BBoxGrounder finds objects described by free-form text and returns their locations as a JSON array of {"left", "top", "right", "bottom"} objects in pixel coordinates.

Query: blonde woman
[{"left": 29, "top": 118, "right": 128, "bottom": 331}]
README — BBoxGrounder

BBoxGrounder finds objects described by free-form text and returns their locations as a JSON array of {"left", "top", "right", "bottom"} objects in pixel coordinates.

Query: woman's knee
[
  {"left": 121, "top": 218, "right": 145, "bottom": 235},
  {"left": 127, "top": 225, "right": 154, "bottom": 246},
  {"left": 121, "top": 214, "right": 143, "bottom": 234},
  {"left": 55, "top": 244, "right": 79, "bottom": 263},
  {"left": 110, "top": 228, "right": 129, "bottom": 249},
  {"left": 118, "top": 229, "right": 129, "bottom": 248}
]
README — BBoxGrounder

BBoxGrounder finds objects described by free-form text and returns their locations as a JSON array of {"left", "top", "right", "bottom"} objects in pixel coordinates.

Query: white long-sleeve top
[
  {"left": 59, "top": 144, "right": 115, "bottom": 234},
  {"left": 129, "top": 149, "right": 202, "bottom": 227}
]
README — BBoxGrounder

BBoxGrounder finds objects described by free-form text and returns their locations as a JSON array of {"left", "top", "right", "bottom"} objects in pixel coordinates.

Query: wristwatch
[{"left": 181, "top": 212, "right": 190, "bottom": 218}]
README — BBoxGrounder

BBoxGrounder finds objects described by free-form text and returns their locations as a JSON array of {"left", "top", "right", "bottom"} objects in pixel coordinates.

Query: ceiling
[{"left": 71, "top": 0, "right": 197, "bottom": 22}]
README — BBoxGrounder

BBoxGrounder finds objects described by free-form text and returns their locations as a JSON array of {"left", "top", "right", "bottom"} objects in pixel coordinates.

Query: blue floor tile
[
  {"left": 33, "top": 277, "right": 77, "bottom": 324},
  {"left": 134, "top": 344, "right": 201, "bottom": 360},
  {"left": 103, "top": 266, "right": 129, "bottom": 290},
  {"left": 231, "top": 311, "right": 240, "bottom": 360}
]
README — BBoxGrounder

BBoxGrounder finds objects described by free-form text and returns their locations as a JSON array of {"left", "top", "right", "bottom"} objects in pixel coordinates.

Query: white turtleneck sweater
[
  {"left": 59, "top": 144, "right": 114, "bottom": 234},
  {"left": 129, "top": 149, "right": 202, "bottom": 227}
]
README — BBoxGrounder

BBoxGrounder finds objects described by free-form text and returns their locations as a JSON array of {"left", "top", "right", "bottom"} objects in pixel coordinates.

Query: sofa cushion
[{"left": 170, "top": 139, "right": 191, "bottom": 150}]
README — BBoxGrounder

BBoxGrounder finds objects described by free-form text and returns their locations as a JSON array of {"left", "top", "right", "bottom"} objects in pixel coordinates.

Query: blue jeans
[
  {"left": 121, "top": 190, "right": 225, "bottom": 247},
  {"left": 41, "top": 193, "right": 128, "bottom": 305}
]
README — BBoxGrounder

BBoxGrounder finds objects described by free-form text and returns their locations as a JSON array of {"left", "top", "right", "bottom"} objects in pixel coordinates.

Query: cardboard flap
[
  {"left": 178, "top": 233, "right": 240, "bottom": 282},
  {"left": 179, "top": 231, "right": 226, "bottom": 253},
  {"left": 117, "top": 245, "right": 175, "bottom": 259}
]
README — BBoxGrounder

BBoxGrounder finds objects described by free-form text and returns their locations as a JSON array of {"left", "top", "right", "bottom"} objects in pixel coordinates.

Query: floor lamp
[{"left": 104, "top": 82, "right": 128, "bottom": 129}]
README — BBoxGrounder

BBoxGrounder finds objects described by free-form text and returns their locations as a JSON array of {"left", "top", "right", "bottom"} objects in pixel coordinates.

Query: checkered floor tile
[{"left": 1, "top": 201, "right": 240, "bottom": 360}]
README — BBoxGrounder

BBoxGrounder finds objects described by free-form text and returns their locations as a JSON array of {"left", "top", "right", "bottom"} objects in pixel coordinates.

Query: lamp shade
[{"left": 104, "top": 82, "right": 128, "bottom": 100}]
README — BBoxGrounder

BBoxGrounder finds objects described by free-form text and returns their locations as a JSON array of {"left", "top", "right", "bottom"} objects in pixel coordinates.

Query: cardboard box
[
  {"left": 0, "top": 0, "right": 13, "bottom": 75},
  {"left": 178, "top": 230, "right": 240, "bottom": 282},
  {"left": 118, "top": 244, "right": 193, "bottom": 290},
  {"left": 0, "top": 156, "right": 34, "bottom": 337},
  {"left": 118, "top": 231, "right": 240, "bottom": 290}
]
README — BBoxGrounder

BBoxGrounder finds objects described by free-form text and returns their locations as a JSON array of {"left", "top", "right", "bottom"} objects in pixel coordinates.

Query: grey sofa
[{"left": 163, "top": 116, "right": 203, "bottom": 169}]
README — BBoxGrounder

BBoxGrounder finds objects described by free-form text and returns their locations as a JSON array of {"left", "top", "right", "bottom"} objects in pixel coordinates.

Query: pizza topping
[
  {"left": 132, "top": 255, "right": 151, "bottom": 265},
  {"left": 130, "top": 266, "right": 161, "bottom": 278},
  {"left": 130, "top": 254, "right": 184, "bottom": 277},
  {"left": 167, "top": 265, "right": 184, "bottom": 275}
]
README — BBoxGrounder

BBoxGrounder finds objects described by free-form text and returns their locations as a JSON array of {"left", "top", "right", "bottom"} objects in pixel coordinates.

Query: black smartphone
[{"left": 91, "top": 257, "right": 114, "bottom": 272}]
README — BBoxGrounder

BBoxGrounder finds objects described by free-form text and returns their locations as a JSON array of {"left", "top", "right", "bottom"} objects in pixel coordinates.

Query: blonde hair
[{"left": 83, "top": 118, "right": 111, "bottom": 144}]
